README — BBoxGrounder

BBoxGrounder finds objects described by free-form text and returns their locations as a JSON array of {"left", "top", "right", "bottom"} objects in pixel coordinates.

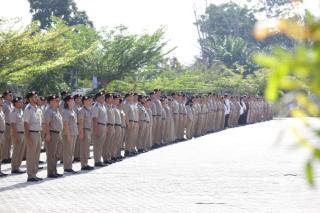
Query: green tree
[
  {"left": 28, "top": 0, "right": 93, "bottom": 29},
  {"left": 195, "top": 2, "right": 295, "bottom": 74},
  {"left": 0, "top": 18, "right": 96, "bottom": 94}
]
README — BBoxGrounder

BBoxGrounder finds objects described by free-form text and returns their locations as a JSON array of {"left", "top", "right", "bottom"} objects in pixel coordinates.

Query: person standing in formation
[{"left": 0, "top": 89, "right": 274, "bottom": 182}]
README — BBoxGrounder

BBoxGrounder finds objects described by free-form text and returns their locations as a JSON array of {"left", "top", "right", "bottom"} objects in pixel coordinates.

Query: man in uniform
[
  {"left": 152, "top": 89, "right": 163, "bottom": 147},
  {"left": 123, "top": 93, "right": 139, "bottom": 156},
  {"left": 0, "top": 95, "right": 7, "bottom": 177},
  {"left": 24, "top": 91, "right": 43, "bottom": 182},
  {"left": 224, "top": 94, "right": 230, "bottom": 129},
  {"left": 92, "top": 91, "right": 107, "bottom": 167},
  {"left": 103, "top": 93, "right": 115, "bottom": 165},
  {"left": 2, "top": 90, "right": 13, "bottom": 164},
  {"left": 43, "top": 95, "right": 64, "bottom": 178},
  {"left": 78, "top": 95, "right": 94, "bottom": 170},
  {"left": 112, "top": 94, "right": 123, "bottom": 161},
  {"left": 10, "top": 96, "right": 26, "bottom": 174},
  {"left": 73, "top": 94, "right": 82, "bottom": 162}
]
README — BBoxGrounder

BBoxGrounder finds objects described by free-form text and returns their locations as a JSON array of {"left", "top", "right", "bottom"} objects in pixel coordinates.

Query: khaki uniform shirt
[
  {"left": 63, "top": 109, "right": 78, "bottom": 136},
  {"left": 3, "top": 100, "right": 13, "bottom": 124},
  {"left": 92, "top": 102, "right": 107, "bottom": 124},
  {"left": 44, "top": 107, "right": 63, "bottom": 132},
  {"left": 105, "top": 104, "right": 115, "bottom": 125},
  {"left": 24, "top": 104, "right": 42, "bottom": 131},
  {"left": 10, "top": 108, "right": 24, "bottom": 132},
  {"left": 0, "top": 109, "right": 5, "bottom": 132},
  {"left": 79, "top": 106, "right": 92, "bottom": 130}
]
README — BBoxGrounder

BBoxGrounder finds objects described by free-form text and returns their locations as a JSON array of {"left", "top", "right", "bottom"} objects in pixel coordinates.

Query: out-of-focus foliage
[{"left": 254, "top": 11, "right": 320, "bottom": 186}]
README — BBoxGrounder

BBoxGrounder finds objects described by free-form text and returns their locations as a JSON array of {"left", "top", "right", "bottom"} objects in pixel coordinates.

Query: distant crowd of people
[{"left": 0, "top": 89, "right": 274, "bottom": 182}]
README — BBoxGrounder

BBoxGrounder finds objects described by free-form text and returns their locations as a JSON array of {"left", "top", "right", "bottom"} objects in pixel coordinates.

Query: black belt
[
  {"left": 84, "top": 128, "right": 91, "bottom": 131},
  {"left": 107, "top": 123, "right": 114, "bottom": 127},
  {"left": 17, "top": 131, "right": 24, "bottom": 134},
  {"left": 173, "top": 113, "right": 179, "bottom": 115},
  {"left": 50, "top": 130, "right": 60, "bottom": 134},
  {"left": 115, "top": 124, "right": 122, "bottom": 127},
  {"left": 29, "top": 130, "right": 40, "bottom": 133},
  {"left": 0, "top": 131, "right": 4, "bottom": 134},
  {"left": 97, "top": 123, "right": 106, "bottom": 126},
  {"left": 142, "top": 120, "right": 150, "bottom": 123},
  {"left": 129, "top": 120, "right": 138, "bottom": 123},
  {"left": 5, "top": 123, "right": 10, "bottom": 126}
]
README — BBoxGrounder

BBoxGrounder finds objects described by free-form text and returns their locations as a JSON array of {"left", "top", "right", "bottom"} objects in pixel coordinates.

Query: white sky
[{"left": 0, "top": 0, "right": 319, "bottom": 65}]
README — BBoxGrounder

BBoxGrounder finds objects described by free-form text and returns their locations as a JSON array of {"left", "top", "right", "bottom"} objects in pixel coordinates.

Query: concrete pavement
[{"left": 0, "top": 118, "right": 320, "bottom": 213}]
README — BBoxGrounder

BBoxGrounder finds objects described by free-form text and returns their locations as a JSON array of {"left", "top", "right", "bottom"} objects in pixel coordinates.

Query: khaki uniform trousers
[
  {"left": 137, "top": 121, "right": 148, "bottom": 150},
  {"left": 0, "top": 133, "right": 4, "bottom": 171},
  {"left": 173, "top": 115, "right": 179, "bottom": 140},
  {"left": 63, "top": 135, "right": 76, "bottom": 170},
  {"left": 125, "top": 122, "right": 138, "bottom": 152},
  {"left": 11, "top": 133, "right": 25, "bottom": 171},
  {"left": 74, "top": 134, "right": 80, "bottom": 159},
  {"left": 80, "top": 129, "right": 91, "bottom": 167},
  {"left": 26, "top": 132, "right": 41, "bottom": 178},
  {"left": 46, "top": 132, "right": 61, "bottom": 175},
  {"left": 113, "top": 126, "right": 122, "bottom": 158},
  {"left": 103, "top": 125, "right": 115, "bottom": 161},
  {"left": 93, "top": 124, "right": 106, "bottom": 163},
  {"left": 2, "top": 124, "right": 11, "bottom": 160},
  {"left": 186, "top": 119, "right": 193, "bottom": 139}
]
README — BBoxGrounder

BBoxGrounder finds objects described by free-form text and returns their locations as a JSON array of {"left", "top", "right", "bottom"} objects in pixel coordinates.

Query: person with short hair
[
  {"left": 24, "top": 91, "right": 43, "bottom": 182},
  {"left": 10, "top": 96, "right": 26, "bottom": 174}
]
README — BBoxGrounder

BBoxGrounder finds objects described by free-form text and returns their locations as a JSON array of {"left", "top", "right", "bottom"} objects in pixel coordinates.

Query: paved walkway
[{"left": 1, "top": 118, "right": 320, "bottom": 213}]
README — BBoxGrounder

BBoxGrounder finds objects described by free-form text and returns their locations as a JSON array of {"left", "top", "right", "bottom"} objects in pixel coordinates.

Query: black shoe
[
  {"left": 94, "top": 162, "right": 106, "bottom": 167},
  {"left": 27, "top": 177, "right": 39, "bottom": 182},
  {"left": 39, "top": 160, "right": 45, "bottom": 164},
  {"left": 2, "top": 159, "right": 11, "bottom": 164},
  {"left": 0, "top": 172, "right": 8, "bottom": 177},
  {"left": 81, "top": 165, "right": 94, "bottom": 171},
  {"left": 73, "top": 158, "right": 80, "bottom": 163},
  {"left": 103, "top": 160, "right": 113, "bottom": 165},
  {"left": 48, "top": 174, "right": 59, "bottom": 178},
  {"left": 64, "top": 169, "right": 77, "bottom": 174},
  {"left": 38, "top": 166, "right": 44, "bottom": 170},
  {"left": 55, "top": 173, "right": 63, "bottom": 177},
  {"left": 36, "top": 176, "right": 43, "bottom": 181},
  {"left": 11, "top": 169, "right": 26, "bottom": 174}
]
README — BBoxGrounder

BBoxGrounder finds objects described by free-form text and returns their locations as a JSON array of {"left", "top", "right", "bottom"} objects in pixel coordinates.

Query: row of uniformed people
[{"left": 0, "top": 89, "right": 273, "bottom": 181}]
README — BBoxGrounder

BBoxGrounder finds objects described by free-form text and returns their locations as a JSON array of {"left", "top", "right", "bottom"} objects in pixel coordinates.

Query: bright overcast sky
[{"left": 0, "top": 0, "right": 319, "bottom": 65}]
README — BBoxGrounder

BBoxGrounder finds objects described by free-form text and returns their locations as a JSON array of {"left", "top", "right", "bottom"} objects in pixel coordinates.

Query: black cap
[
  {"left": 124, "top": 93, "right": 133, "bottom": 99},
  {"left": 154, "top": 88, "right": 161, "bottom": 92},
  {"left": 26, "top": 91, "right": 38, "bottom": 99},
  {"left": 60, "top": 91, "right": 68, "bottom": 97},
  {"left": 95, "top": 91, "right": 105, "bottom": 99},
  {"left": 63, "top": 95, "right": 73, "bottom": 102},
  {"left": 73, "top": 94, "right": 82, "bottom": 99},
  {"left": 82, "top": 95, "right": 92, "bottom": 102},
  {"left": 113, "top": 94, "right": 120, "bottom": 99},
  {"left": 3, "top": 90, "right": 12, "bottom": 97},
  {"left": 12, "top": 96, "right": 23, "bottom": 104},
  {"left": 105, "top": 93, "right": 113, "bottom": 99},
  {"left": 149, "top": 91, "right": 155, "bottom": 96},
  {"left": 47, "top": 94, "right": 59, "bottom": 102},
  {"left": 39, "top": 96, "right": 47, "bottom": 101}
]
